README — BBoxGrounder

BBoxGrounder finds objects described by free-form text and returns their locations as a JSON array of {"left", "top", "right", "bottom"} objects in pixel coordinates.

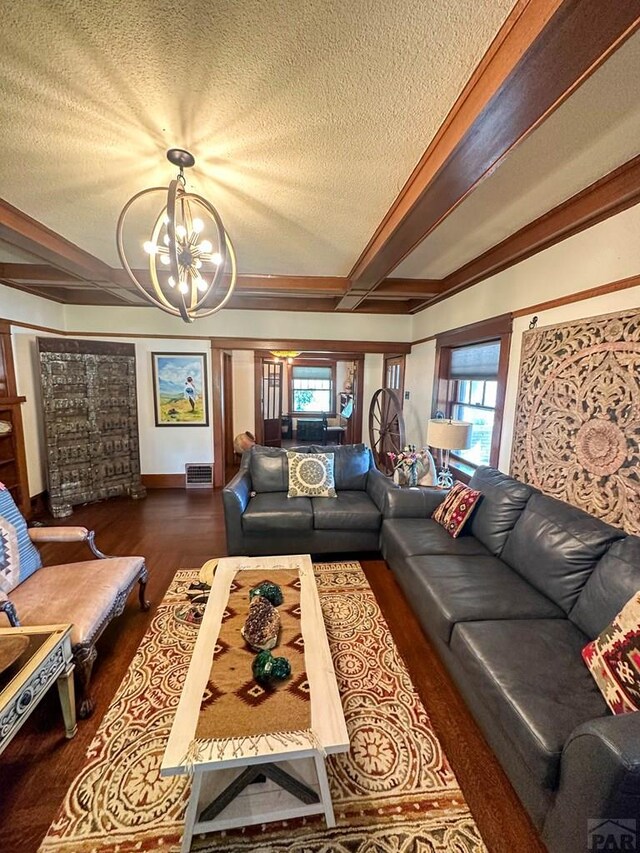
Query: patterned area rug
[{"left": 39, "top": 562, "right": 485, "bottom": 853}]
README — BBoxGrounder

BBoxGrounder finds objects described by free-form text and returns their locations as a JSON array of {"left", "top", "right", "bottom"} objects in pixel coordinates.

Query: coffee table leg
[
  {"left": 56, "top": 664, "right": 77, "bottom": 739},
  {"left": 181, "top": 770, "right": 203, "bottom": 853},
  {"left": 314, "top": 752, "right": 336, "bottom": 828}
]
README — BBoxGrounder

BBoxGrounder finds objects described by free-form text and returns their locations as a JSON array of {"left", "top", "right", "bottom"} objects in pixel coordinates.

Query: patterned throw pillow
[
  {"left": 0, "top": 483, "right": 42, "bottom": 594},
  {"left": 287, "top": 452, "right": 336, "bottom": 498},
  {"left": 582, "top": 591, "right": 640, "bottom": 715},
  {"left": 432, "top": 482, "right": 482, "bottom": 538}
]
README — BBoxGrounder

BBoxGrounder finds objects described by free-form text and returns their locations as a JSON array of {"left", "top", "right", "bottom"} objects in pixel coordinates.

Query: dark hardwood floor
[{"left": 0, "top": 490, "right": 543, "bottom": 853}]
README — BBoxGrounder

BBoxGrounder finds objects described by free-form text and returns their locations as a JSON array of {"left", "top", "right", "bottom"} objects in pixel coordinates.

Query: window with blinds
[
  {"left": 291, "top": 365, "right": 334, "bottom": 413},
  {"left": 449, "top": 341, "right": 500, "bottom": 466}
]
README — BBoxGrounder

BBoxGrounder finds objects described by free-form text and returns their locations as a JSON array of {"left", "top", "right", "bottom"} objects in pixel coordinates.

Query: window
[
  {"left": 290, "top": 365, "right": 334, "bottom": 414},
  {"left": 433, "top": 317, "right": 511, "bottom": 474}
]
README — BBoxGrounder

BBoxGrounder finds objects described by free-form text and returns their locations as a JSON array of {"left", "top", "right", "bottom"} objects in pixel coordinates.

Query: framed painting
[{"left": 151, "top": 352, "right": 209, "bottom": 426}]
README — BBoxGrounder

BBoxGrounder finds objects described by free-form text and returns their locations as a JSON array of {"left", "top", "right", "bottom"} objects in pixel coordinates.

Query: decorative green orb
[
  {"left": 252, "top": 650, "right": 292, "bottom": 686},
  {"left": 249, "top": 580, "right": 284, "bottom": 607}
]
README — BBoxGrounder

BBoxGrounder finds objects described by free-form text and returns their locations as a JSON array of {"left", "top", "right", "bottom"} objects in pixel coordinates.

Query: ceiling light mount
[
  {"left": 116, "top": 149, "right": 237, "bottom": 323},
  {"left": 166, "top": 148, "right": 196, "bottom": 170}
]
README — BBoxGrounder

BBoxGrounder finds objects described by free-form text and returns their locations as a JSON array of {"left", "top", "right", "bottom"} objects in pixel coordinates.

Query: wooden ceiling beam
[
  {"left": 0, "top": 199, "right": 144, "bottom": 306},
  {"left": 374, "top": 278, "right": 449, "bottom": 297},
  {"left": 0, "top": 263, "right": 83, "bottom": 283},
  {"left": 341, "top": 0, "right": 640, "bottom": 309},
  {"left": 410, "top": 152, "right": 640, "bottom": 313}
]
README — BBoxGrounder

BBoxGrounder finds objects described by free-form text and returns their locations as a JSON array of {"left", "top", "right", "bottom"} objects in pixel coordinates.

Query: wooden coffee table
[{"left": 161, "top": 555, "right": 349, "bottom": 852}]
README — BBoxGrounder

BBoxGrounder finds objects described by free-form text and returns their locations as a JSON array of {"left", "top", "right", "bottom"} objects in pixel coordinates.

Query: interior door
[
  {"left": 262, "top": 360, "right": 283, "bottom": 447},
  {"left": 383, "top": 354, "right": 406, "bottom": 405}
]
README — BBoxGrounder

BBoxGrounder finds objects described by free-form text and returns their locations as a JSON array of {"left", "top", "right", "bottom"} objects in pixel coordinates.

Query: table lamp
[{"left": 427, "top": 417, "right": 473, "bottom": 488}]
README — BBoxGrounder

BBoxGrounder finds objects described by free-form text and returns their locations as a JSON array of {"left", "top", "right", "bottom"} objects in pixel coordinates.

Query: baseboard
[{"left": 141, "top": 474, "right": 186, "bottom": 489}]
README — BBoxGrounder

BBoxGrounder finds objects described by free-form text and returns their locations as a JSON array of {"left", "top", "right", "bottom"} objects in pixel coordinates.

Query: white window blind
[
  {"left": 450, "top": 341, "right": 500, "bottom": 380},
  {"left": 292, "top": 366, "right": 332, "bottom": 380}
]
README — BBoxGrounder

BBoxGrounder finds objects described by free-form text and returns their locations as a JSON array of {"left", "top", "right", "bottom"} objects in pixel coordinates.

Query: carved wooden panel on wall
[
  {"left": 510, "top": 309, "right": 640, "bottom": 534},
  {"left": 38, "top": 338, "right": 146, "bottom": 518}
]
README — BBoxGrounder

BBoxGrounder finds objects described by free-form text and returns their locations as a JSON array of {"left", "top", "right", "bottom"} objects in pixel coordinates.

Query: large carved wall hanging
[
  {"left": 510, "top": 309, "right": 640, "bottom": 534},
  {"left": 38, "top": 338, "right": 146, "bottom": 518}
]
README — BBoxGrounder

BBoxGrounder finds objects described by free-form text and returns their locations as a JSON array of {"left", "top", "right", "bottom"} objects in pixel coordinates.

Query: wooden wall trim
[
  {"left": 344, "top": 0, "right": 640, "bottom": 303},
  {"left": 512, "top": 273, "right": 640, "bottom": 319},
  {"left": 435, "top": 314, "right": 513, "bottom": 347},
  {"left": 411, "top": 154, "right": 640, "bottom": 313},
  {"left": 210, "top": 337, "right": 412, "bottom": 354},
  {"left": 411, "top": 273, "right": 640, "bottom": 347},
  {"left": 141, "top": 474, "right": 186, "bottom": 489},
  {"left": 210, "top": 346, "right": 225, "bottom": 488}
]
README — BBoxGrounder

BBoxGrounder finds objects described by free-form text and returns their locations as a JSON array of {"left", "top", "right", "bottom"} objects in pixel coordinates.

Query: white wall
[
  {"left": 232, "top": 350, "right": 256, "bottom": 437},
  {"left": 63, "top": 304, "right": 412, "bottom": 342},
  {"left": 404, "top": 203, "right": 640, "bottom": 468},
  {"left": 1, "top": 285, "right": 67, "bottom": 494}
]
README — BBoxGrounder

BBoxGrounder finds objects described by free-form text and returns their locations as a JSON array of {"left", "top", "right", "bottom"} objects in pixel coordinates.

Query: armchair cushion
[
  {"left": 0, "top": 484, "right": 42, "bottom": 594},
  {"left": 8, "top": 556, "right": 145, "bottom": 646}
]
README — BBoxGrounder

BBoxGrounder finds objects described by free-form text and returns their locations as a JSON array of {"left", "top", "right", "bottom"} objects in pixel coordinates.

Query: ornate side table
[{"left": 0, "top": 624, "right": 77, "bottom": 753}]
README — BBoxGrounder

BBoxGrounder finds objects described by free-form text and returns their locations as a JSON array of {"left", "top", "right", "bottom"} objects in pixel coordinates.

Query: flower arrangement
[{"left": 387, "top": 445, "right": 429, "bottom": 486}]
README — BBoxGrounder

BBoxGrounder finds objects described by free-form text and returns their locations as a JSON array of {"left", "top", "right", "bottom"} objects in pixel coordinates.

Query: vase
[{"left": 408, "top": 463, "right": 419, "bottom": 487}]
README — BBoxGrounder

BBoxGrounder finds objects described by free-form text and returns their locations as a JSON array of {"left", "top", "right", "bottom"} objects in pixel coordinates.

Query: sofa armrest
[
  {"left": 542, "top": 714, "right": 640, "bottom": 853},
  {"left": 222, "top": 469, "right": 252, "bottom": 555},
  {"left": 384, "top": 486, "right": 448, "bottom": 518},
  {"left": 0, "top": 592, "right": 20, "bottom": 627},
  {"left": 366, "top": 468, "right": 396, "bottom": 513}
]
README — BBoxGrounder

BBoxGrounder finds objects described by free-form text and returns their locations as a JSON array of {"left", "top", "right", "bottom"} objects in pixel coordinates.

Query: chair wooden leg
[
  {"left": 74, "top": 645, "right": 98, "bottom": 719},
  {"left": 138, "top": 566, "right": 150, "bottom": 611},
  {"left": 138, "top": 577, "right": 150, "bottom": 611}
]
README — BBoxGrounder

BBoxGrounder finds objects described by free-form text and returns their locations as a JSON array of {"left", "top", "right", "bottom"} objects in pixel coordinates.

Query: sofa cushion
[
  {"left": 450, "top": 619, "right": 608, "bottom": 791},
  {"left": 399, "top": 554, "right": 564, "bottom": 644},
  {"left": 9, "top": 557, "right": 145, "bottom": 646},
  {"left": 249, "top": 446, "right": 288, "bottom": 492},
  {"left": 0, "top": 484, "right": 42, "bottom": 594},
  {"left": 242, "top": 493, "right": 313, "bottom": 532},
  {"left": 331, "top": 443, "right": 371, "bottom": 491},
  {"left": 582, "top": 590, "right": 640, "bottom": 715},
  {"left": 312, "top": 491, "right": 381, "bottom": 531},
  {"left": 501, "top": 493, "right": 624, "bottom": 613},
  {"left": 432, "top": 482, "right": 482, "bottom": 538},
  {"left": 287, "top": 451, "right": 336, "bottom": 498},
  {"left": 382, "top": 518, "right": 491, "bottom": 559},
  {"left": 570, "top": 535, "right": 640, "bottom": 639},
  {"left": 468, "top": 466, "right": 536, "bottom": 556}
]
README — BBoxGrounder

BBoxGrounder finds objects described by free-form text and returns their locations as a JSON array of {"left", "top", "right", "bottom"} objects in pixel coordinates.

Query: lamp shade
[{"left": 427, "top": 418, "right": 473, "bottom": 451}]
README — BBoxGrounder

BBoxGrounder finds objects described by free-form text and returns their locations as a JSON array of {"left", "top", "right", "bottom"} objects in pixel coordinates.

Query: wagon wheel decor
[{"left": 368, "top": 388, "right": 406, "bottom": 476}]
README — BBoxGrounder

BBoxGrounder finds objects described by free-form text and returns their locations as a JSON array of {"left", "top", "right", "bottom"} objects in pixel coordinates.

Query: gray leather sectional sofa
[
  {"left": 223, "top": 443, "right": 390, "bottom": 556},
  {"left": 381, "top": 466, "right": 640, "bottom": 853}
]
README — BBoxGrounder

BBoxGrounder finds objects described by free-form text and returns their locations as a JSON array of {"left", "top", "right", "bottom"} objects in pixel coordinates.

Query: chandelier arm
[
  {"left": 191, "top": 205, "right": 234, "bottom": 310},
  {"left": 148, "top": 207, "right": 181, "bottom": 312},
  {"left": 167, "top": 180, "right": 191, "bottom": 323},
  {"left": 191, "top": 233, "right": 238, "bottom": 316},
  {"left": 116, "top": 188, "right": 182, "bottom": 317}
]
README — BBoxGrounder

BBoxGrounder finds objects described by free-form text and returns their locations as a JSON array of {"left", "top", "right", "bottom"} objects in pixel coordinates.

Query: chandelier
[
  {"left": 270, "top": 350, "right": 301, "bottom": 364},
  {"left": 116, "top": 149, "right": 237, "bottom": 323}
]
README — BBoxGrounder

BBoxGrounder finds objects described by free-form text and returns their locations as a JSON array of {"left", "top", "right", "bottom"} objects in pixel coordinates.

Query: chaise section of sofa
[
  {"left": 223, "top": 443, "right": 394, "bottom": 556},
  {"left": 380, "top": 466, "right": 640, "bottom": 853}
]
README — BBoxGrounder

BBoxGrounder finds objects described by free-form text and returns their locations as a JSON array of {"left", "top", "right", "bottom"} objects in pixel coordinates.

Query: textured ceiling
[
  {"left": 0, "top": 0, "right": 515, "bottom": 276},
  {"left": 393, "top": 29, "right": 640, "bottom": 279}
]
